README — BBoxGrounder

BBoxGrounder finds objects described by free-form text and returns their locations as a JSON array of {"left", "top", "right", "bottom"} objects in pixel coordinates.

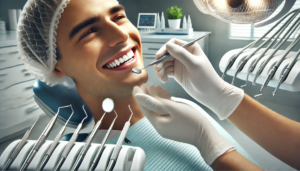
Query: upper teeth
[{"left": 106, "top": 50, "right": 134, "bottom": 68}]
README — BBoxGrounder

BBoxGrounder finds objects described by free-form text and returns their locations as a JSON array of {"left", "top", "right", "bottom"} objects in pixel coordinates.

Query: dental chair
[{"left": 32, "top": 79, "right": 93, "bottom": 141}]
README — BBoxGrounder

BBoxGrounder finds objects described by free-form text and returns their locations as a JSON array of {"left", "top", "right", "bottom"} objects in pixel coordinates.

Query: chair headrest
[{"left": 33, "top": 80, "right": 94, "bottom": 128}]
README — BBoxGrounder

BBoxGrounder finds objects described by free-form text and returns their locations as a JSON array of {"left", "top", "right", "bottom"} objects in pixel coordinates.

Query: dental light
[{"left": 193, "top": 0, "right": 296, "bottom": 27}]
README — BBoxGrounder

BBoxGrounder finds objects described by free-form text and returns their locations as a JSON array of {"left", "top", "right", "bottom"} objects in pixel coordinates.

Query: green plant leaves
[{"left": 166, "top": 6, "right": 183, "bottom": 19}]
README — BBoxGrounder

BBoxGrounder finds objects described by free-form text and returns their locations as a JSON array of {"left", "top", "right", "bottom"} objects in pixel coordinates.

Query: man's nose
[{"left": 105, "top": 20, "right": 129, "bottom": 47}]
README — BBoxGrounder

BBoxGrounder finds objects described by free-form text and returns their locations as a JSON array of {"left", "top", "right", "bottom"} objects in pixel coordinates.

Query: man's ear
[{"left": 52, "top": 65, "right": 67, "bottom": 78}]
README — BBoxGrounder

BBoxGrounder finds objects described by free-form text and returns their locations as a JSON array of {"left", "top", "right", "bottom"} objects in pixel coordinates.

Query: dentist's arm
[
  {"left": 228, "top": 94, "right": 300, "bottom": 169},
  {"left": 133, "top": 84, "right": 262, "bottom": 170},
  {"left": 155, "top": 38, "right": 300, "bottom": 169}
]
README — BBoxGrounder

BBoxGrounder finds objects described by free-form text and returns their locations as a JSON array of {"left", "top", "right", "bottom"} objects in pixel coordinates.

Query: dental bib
[{"left": 107, "top": 97, "right": 257, "bottom": 170}]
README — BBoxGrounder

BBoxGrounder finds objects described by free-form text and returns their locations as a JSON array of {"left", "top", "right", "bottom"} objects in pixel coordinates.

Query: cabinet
[
  {"left": 0, "top": 31, "right": 42, "bottom": 143},
  {"left": 140, "top": 31, "right": 210, "bottom": 99}
]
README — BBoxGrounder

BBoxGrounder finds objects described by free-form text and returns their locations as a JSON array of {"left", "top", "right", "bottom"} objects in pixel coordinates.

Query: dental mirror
[
  {"left": 132, "top": 68, "right": 142, "bottom": 74},
  {"left": 102, "top": 98, "right": 114, "bottom": 113}
]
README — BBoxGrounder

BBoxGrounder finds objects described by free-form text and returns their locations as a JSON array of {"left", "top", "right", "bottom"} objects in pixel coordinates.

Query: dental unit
[
  {"left": 132, "top": 32, "right": 211, "bottom": 74},
  {"left": 231, "top": 9, "right": 300, "bottom": 85},
  {"left": 252, "top": 14, "right": 300, "bottom": 86},
  {"left": 258, "top": 32, "right": 300, "bottom": 95},
  {"left": 36, "top": 105, "right": 74, "bottom": 171},
  {"left": 242, "top": 15, "right": 300, "bottom": 87},
  {"left": 71, "top": 98, "right": 114, "bottom": 171},
  {"left": 106, "top": 105, "right": 133, "bottom": 171},
  {"left": 222, "top": 9, "right": 300, "bottom": 80},
  {"left": 20, "top": 109, "right": 60, "bottom": 171},
  {"left": 54, "top": 106, "right": 88, "bottom": 171},
  {"left": 1, "top": 116, "right": 40, "bottom": 171}
]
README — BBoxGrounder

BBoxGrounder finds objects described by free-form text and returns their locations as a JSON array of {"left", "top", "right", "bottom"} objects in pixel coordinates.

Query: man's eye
[
  {"left": 115, "top": 15, "right": 125, "bottom": 21},
  {"left": 80, "top": 29, "right": 97, "bottom": 40}
]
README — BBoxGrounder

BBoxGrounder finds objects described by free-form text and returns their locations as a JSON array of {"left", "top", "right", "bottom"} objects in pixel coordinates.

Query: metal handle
[{"left": 111, "top": 122, "right": 130, "bottom": 160}]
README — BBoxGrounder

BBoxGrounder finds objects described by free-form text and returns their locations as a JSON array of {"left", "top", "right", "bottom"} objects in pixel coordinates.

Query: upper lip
[{"left": 103, "top": 46, "right": 134, "bottom": 67}]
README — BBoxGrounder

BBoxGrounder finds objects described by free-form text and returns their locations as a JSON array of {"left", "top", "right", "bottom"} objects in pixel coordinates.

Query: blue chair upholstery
[{"left": 32, "top": 80, "right": 93, "bottom": 128}]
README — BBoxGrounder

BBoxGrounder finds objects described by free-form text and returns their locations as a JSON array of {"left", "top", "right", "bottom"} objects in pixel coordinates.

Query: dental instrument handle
[
  {"left": 36, "top": 129, "right": 65, "bottom": 171},
  {"left": 20, "top": 113, "right": 58, "bottom": 171},
  {"left": 53, "top": 123, "right": 82, "bottom": 171},
  {"left": 71, "top": 114, "right": 106, "bottom": 171},
  {"left": 62, "top": 123, "right": 82, "bottom": 158},
  {"left": 2, "top": 130, "right": 31, "bottom": 171},
  {"left": 153, "top": 32, "right": 210, "bottom": 65},
  {"left": 2, "top": 116, "right": 39, "bottom": 171},
  {"left": 20, "top": 149, "right": 38, "bottom": 171},
  {"left": 106, "top": 122, "right": 130, "bottom": 171},
  {"left": 90, "top": 116, "right": 118, "bottom": 171},
  {"left": 260, "top": 67, "right": 277, "bottom": 92},
  {"left": 136, "top": 32, "right": 211, "bottom": 73},
  {"left": 36, "top": 105, "right": 74, "bottom": 171},
  {"left": 36, "top": 155, "right": 50, "bottom": 171},
  {"left": 222, "top": 41, "right": 256, "bottom": 79},
  {"left": 53, "top": 157, "right": 66, "bottom": 171},
  {"left": 273, "top": 50, "right": 300, "bottom": 96}
]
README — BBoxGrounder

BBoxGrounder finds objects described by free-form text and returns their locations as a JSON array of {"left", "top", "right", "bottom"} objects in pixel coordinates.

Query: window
[{"left": 230, "top": 0, "right": 300, "bottom": 39}]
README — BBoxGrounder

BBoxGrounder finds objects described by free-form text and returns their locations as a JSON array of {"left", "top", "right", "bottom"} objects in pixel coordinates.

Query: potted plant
[{"left": 166, "top": 6, "right": 183, "bottom": 29}]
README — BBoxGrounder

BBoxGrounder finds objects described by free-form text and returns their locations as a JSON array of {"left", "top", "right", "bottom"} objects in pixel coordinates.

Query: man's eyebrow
[
  {"left": 109, "top": 4, "right": 125, "bottom": 14},
  {"left": 69, "top": 17, "right": 100, "bottom": 39}
]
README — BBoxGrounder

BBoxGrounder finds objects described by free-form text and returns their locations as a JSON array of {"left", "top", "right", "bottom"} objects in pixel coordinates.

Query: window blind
[{"left": 230, "top": 0, "right": 300, "bottom": 39}]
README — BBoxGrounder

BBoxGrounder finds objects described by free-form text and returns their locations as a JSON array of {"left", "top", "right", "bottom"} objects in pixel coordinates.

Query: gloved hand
[
  {"left": 133, "top": 84, "right": 235, "bottom": 165},
  {"left": 154, "top": 38, "right": 244, "bottom": 120}
]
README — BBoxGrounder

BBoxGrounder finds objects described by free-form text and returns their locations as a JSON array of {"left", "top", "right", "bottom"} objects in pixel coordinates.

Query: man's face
[{"left": 55, "top": 0, "right": 148, "bottom": 98}]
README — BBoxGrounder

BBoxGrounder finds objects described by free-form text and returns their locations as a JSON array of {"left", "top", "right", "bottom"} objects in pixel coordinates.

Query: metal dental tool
[
  {"left": 132, "top": 32, "right": 211, "bottom": 74},
  {"left": 36, "top": 105, "right": 74, "bottom": 171},
  {"left": 2, "top": 116, "right": 40, "bottom": 171},
  {"left": 231, "top": 9, "right": 300, "bottom": 86},
  {"left": 222, "top": 9, "right": 300, "bottom": 80},
  {"left": 54, "top": 106, "right": 88, "bottom": 171},
  {"left": 20, "top": 110, "right": 60, "bottom": 171},
  {"left": 273, "top": 49, "right": 300, "bottom": 96},
  {"left": 258, "top": 33, "right": 300, "bottom": 95},
  {"left": 71, "top": 98, "right": 114, "bottom": 171},
  {"left": 106, "top": 105, "right": 133, "bottom": 171},
  {"left": 89, "top": 111, "right": 118, "bottom": 171},
  {"left": 252, "top": 15, "right": 300, "bottom": 86},
  {"left": 242, "top": 15, "right": 300, "bottom": 87}
]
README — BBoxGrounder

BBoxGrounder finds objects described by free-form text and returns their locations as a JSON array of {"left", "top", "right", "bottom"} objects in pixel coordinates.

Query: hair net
[
  {"left": 17, "top": 0, "right": 71, "bottom": 86},
  {"left": 17, "top": 0, "right": 120, "bottom": 86}
]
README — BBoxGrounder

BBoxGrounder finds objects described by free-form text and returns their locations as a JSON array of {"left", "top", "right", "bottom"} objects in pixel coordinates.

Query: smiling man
[
  {"left": 53, "top": 0, "right": 148, "bottom": 129},
  {"left": 17, "top": 0, "right": 259, "bottom": 170}
]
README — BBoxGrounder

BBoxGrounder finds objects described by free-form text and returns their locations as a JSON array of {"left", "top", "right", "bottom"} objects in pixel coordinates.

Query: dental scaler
[
  {"left": 36, "top": 105, "right": 74, "bottom": 171},
  {"left": 106, "top": 105, "right": 133, "bottom": 171},
  {"left": 72, "top": 98, "right": 115, "bottom": 170},
  {"left": 53, "top": 106, "right": 88, "bottom": 171}
]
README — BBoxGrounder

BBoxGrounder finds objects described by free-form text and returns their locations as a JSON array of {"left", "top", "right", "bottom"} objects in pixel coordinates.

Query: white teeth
[
  {"left": 129, "top": 50, "right": 134, "bottom": 57},
  {"left": 123, "top": 55, "right": 129, "bottom": 61},
  {"left": 106, "top": 49, "right": 135, "bottom": 69},
  {"left": 119, "top": 57, "right": 124, "bottom": 63},
  {"left": 115, "top": 59, "right": 120, "bottom": 66}
]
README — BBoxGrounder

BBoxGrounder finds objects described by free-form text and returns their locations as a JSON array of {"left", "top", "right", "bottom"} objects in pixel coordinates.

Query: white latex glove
[
  {"left": 133, "top": 84, "right": 235, "bottom": 165},
  {"left": 154, "top": 38, "right": 244, "bottom": 120}
]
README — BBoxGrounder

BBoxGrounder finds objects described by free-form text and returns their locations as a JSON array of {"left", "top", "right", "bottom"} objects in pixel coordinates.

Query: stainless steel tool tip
[{"left": 132, "top": 68, "right": 142, "bottom": 74}]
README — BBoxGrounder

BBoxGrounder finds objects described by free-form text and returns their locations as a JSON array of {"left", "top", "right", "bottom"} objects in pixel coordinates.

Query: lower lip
[{"left": 104, "top": 50, "right": 138, "bottom": 71}]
